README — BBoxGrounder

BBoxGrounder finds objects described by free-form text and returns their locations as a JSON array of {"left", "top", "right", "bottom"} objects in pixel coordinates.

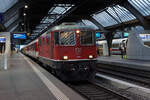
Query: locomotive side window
[
  {"left": 54, "top": 32, "right": 59, "bottom": 45},
  {"left": 59, "top": 31, "right": 76, "bottom": 46},
  {"left": 80, "top": 31, "right": 94, "bottom": 45}
]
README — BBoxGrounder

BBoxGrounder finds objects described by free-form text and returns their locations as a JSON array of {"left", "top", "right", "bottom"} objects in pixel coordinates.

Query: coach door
[{"left": 50, "top": 32, "right": 54, "bottom": 59}]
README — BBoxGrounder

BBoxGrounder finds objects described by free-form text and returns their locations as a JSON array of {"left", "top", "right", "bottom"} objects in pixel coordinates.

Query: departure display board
[
  {"left": 13, "top": 33, "right": 27, "bottom": 39},
  {"left": 96, "top": 32, "right": 101, "bottom": 38},
  {"left": 124, "top": 32, "right": 129, "bottom": 37}
]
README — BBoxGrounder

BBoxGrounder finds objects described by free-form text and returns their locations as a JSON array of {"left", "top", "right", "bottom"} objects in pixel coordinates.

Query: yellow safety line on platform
[{"left": 21, "top": 53, "right": 70, "bottom": 100}]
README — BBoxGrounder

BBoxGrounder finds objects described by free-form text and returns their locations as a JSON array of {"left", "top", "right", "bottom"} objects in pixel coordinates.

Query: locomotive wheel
[
  {"left": 51, "top": 68, "right": 57, "bottom": 75},
  {"left": 55, "top": 69, "right": 68, "bottom": 81}
]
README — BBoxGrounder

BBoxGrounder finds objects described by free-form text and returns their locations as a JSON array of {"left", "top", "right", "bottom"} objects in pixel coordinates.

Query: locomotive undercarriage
[{"left": 39, "top": 57, "right": 96, "bottom": 81}]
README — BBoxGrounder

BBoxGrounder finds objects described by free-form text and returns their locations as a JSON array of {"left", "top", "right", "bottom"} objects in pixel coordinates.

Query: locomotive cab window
[
  {"left": 59, "top": 31, "right": 75, "bottom": 46},
  {"left": 80, "top": 31, "right": 94, "bottom": 45},
  {"left": 54, "top": 32, "right": 59, "bottom": 45}
]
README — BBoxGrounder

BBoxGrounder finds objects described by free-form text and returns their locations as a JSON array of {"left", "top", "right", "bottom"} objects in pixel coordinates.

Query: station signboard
[
  {"left": 0, "top": 37, "right": 6, "bottom": 43},
  {"left": 96, "top": 32, "right": 101, "bottom": 38},
  {"left": 124, "top": 32, "right": 129, "bottom": 37},
  {"left": 13, "top": 33, "right": 27, "bottom": 39},
  {"left": 96, "top": 32, "right": 105, "bottom": 40}
]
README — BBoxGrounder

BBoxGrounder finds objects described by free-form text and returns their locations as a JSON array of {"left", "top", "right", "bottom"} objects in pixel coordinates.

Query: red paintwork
[
  {"left": 37, "top": 30, "right": 97, "bottom": 60},
  {"left": 111, "top": 48, "right": 120, "bottom": 51},
  {"left": 35, "top": 42, "right": 39, "bottom": 52},
  {"left": 24, "top": 27, "right": 97, "bottom": 61}
]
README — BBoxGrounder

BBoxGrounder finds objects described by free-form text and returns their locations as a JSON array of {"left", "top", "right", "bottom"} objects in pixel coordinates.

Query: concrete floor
[
  {"left": 0, "top": 53, "right": 57, "bottom": 100},
  {"left": 0, "top": 53, "right": 86, "bottom": 100}
]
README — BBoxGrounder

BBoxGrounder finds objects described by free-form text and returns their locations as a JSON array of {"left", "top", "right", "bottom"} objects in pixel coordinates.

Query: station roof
[
  {"left": 0, "top": 0, "right": 150, "bottom": 44},
  {"left": 22, "top": 0, "right": 150, "bottom": 44}
]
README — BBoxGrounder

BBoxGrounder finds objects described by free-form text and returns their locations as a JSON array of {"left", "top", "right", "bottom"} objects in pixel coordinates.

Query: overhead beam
[
  {"left": 13, "top": 25, "right": 19, "bottom": 32},
  {"left": 120, "top": 1, "right": 150, "bottom": 30},
  {"left": 7, "top": 18, "right": 20, "bottom": 32},
  {"left": 87, "top": 16, "right": 107, "bottom": 32},
  {"left": 4, "top": 13, "right": 19, "bottom": 29},
  {"left": 4, "top": 1, "right": 24, "bottom": 23}
]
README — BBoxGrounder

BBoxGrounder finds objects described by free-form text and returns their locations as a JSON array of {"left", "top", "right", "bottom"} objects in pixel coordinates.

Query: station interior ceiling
[{"left": 0, "top": 0, "right": 150, "bottom": 44}]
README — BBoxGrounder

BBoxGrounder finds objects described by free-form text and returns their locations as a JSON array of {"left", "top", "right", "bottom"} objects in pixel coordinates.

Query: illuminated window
[{"left": 47, "top": 33, "right": 50, "bottom": 45}]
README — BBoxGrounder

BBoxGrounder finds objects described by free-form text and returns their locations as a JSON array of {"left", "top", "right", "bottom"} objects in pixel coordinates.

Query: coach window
[
  {"left": 59, "top": 31, "right": 76, "bottom": 46},
  {"left": 54, "top": 32, "right": 59, "bottom": 45},
  {"left": 47, "top": 34, "right": 49, "bottom": 45},
  {"left": 112, "top": 44, "right": 119, "bottom": 48}
]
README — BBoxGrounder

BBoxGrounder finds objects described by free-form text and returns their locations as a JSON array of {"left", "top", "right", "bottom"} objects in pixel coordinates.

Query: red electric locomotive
[{"left": 23, "top": 23, "right": 97, "bottom": 81}]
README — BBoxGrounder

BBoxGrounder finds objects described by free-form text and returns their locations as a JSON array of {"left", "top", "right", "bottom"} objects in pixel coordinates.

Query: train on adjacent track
[
  {"left": 22, "top": 23, "right": 97, "bottom": 81},
  {"left": 97, "top": 37, "right": 150, "bottom": 56}
]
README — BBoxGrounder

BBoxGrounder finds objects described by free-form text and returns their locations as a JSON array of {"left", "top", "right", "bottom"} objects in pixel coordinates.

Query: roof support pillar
[
  {"left": 120, "top": 1, "right": 150, "bottom": 30},
  {"left": 104, "top": 32, "right": 114, "bottom": 56}
]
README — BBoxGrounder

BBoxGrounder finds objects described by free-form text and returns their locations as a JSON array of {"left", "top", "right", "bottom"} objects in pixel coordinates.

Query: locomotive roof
[
  {"left": 23, "top": 39, "right": 38, "bottom": 48},
  {"left": 50, "top": 23, "right": 95, "bottom": 31}
]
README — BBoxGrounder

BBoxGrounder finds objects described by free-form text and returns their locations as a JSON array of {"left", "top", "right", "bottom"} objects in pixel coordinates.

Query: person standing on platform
[
  {"left": 122, "top": 40, "right": 126, "bottom": 59},
  {"left": 119, "top": 45, "right": 123, "bottom": 59}
]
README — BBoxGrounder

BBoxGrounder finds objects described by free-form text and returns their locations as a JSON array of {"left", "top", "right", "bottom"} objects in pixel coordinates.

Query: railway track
[
  {"left": 97, "top": 63, "right": 150, "bottom": 87},
  {"left": 68, "top": 82, "right": 130, "bottom": 100},
  {"left": 25, "top": 55, "right": 131, "bottom": 100}
]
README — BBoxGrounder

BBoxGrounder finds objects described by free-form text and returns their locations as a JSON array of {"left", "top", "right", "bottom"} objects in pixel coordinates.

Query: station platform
[
  {"left": 0, "top": 53, "right": 85, "bottom": 100},
  {"left": 97, "top": 56, "right": 150, "bottom": 71}
]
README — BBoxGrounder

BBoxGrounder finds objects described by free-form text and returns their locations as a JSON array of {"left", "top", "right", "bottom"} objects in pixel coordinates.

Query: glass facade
[
  {"left": 92, "top": 5, "right": 136, "bottom": 27},
  {"left": 93, "top": 11, "right": 118, "bottom": 27},
  {"left": 128, "top": 0, "right": 150, "bottom": 16},
  {"left": 0, "top": 0, "right": 18, "bottom": 12},
  {"left": 82, "top": 20, "right": 99, "bottom": 29},
  {"left": 33, "top": 0, "right": 150, "bottom": 36}
]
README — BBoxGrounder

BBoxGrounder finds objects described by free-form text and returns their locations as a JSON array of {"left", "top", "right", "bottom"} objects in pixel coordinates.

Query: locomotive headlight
[
  {"left": 63, "top": 56, "right": 68, "bottom": 60},
  {"left": 89, "top": 55, "right": 93, "bottom": 59},
  {"left": 76, "top": 30, "right": 80, "bottom": 34}
]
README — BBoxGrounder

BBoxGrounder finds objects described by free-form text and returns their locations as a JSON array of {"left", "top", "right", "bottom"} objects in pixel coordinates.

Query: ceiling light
[
  {"left": 25, "top": 5, "right": 28, "bottom": 9},
  {"left": 23, "top": 13, "right": 26, "bottom": 16}
]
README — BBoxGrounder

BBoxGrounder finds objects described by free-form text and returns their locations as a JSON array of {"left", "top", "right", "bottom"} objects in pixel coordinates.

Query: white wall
[{"left": 127, "top": 30, "right": 150, "bottom": 60}]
